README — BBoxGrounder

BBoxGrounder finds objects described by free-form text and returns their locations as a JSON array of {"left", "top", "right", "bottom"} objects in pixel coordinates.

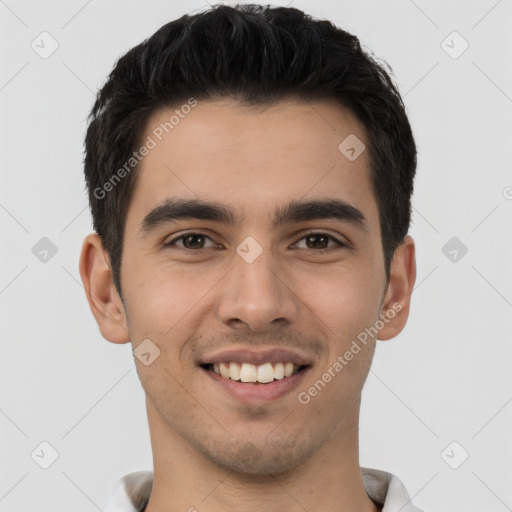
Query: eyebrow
[{"left": 138, "top": 197, "right": 367, "bottom": 237}]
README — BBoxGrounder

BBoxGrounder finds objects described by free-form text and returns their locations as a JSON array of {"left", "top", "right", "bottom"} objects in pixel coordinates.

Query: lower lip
[{"left": 202, "top": 366, "right": 311, "bottom": 403}]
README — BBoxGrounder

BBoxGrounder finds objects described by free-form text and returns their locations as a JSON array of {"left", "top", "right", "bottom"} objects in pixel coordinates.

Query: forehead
[{"left": 128, "top": 98, "right": 377, "bottom": 230}]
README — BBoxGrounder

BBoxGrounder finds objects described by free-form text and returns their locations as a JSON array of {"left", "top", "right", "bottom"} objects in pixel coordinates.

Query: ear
[
  {"left": 377, "top": 235, "right": 416, "bottom": 340},
  {"left": 79, "top": 233, "right": 130, "bottom": 344}
]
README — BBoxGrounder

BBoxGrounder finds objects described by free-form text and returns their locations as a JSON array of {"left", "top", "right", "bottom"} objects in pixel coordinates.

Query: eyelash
[{"left": 163, "top": 231, "right": 347, "bottom": 253}]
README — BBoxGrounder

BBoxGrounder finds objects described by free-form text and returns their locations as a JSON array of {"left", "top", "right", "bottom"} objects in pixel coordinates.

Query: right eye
[{"left": 163, "top": 232, "right": 219, "bottom": 251}]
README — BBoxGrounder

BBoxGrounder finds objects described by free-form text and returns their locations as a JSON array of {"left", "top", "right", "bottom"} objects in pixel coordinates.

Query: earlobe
[
  {"left": 377, "top": 235, "right": 416, "bottom": 341},
  {"left": 79, "top": 233, "right": 131, "bottom": 344}
]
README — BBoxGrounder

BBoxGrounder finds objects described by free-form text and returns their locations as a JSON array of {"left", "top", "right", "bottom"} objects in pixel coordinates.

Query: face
[{"left": 81, "top": 98, "right": 415, "bottom": 476}]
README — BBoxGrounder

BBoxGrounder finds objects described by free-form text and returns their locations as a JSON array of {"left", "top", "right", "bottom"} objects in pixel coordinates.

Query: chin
[{"left": 199, "top": 437, "right": 316, "bottom": 477}]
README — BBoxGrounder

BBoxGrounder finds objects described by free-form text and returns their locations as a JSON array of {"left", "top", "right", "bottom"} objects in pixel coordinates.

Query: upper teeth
[{"left": 212, "top": 362, "right": 299, "bottom": 383}]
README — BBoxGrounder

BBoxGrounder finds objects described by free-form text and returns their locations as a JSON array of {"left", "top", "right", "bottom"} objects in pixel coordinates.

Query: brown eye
[
  {"left": 182, "top": 234, "right": 206, "bottom": 249},
  {"left": 294, "top": 232, "right": 344, "bottom": 251},
  {"left": 305, "top": 234, "right": 329, "bottom": 249},
  {"left": 164, "top": 233, "right": 217, "bottom": 250}
]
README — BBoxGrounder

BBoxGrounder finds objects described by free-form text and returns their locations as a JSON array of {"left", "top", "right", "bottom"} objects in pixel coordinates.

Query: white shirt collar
[{"left": 104, "top": 467, "right": 426, "bottom": 512}]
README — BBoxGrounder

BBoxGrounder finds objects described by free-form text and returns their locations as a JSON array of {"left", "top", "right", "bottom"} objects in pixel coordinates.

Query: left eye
[
  {"left": 164, "top": 232, "right": 344, "bottom": 251},
  {"left": 293, "top": 232, "right": 344, "bottom": 251}
]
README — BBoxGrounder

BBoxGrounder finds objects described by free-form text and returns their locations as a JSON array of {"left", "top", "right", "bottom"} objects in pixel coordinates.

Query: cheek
[
  {"left": 123, "top": 258, "right": 222, "bottom": 341},
  {"left": 299, "top": 271, "right": 380, "bottom": 412},
  {"left": 299, "top": 264, "right": 383, "bottom": 343}
]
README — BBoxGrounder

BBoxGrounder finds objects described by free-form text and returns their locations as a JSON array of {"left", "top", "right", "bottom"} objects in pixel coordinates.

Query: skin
[{"left": 80, "top": 98, "right": 416, "bottom": 512}]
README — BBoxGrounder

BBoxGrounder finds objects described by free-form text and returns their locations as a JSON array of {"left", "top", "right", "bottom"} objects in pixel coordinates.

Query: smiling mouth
[{"left": 201, "top": 361, "right": 309, "bottom": 384}]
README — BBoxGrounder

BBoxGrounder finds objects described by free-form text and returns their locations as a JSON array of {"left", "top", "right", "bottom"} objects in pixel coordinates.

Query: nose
[{"left": 216, "top": 246, "right": 299, "bottom": 332}]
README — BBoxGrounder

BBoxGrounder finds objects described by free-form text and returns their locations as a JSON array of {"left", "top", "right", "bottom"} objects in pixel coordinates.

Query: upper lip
[{"left": 199, "top": 347, "right": 313, "bottom": 367}]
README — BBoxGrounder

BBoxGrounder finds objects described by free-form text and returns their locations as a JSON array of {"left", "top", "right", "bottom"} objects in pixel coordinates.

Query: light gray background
[{"left": 1, "top": 1, "right": 511, "bottom": 511}]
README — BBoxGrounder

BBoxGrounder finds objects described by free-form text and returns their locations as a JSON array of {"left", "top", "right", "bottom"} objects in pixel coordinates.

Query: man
[{"left": 79, "top": 3, "right": 422, "bottom": 511}]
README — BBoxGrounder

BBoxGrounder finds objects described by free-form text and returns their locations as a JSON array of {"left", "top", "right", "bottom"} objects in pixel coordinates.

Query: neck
[{"left": 144, "top": 399, "right": 381, "bottom": 512}]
